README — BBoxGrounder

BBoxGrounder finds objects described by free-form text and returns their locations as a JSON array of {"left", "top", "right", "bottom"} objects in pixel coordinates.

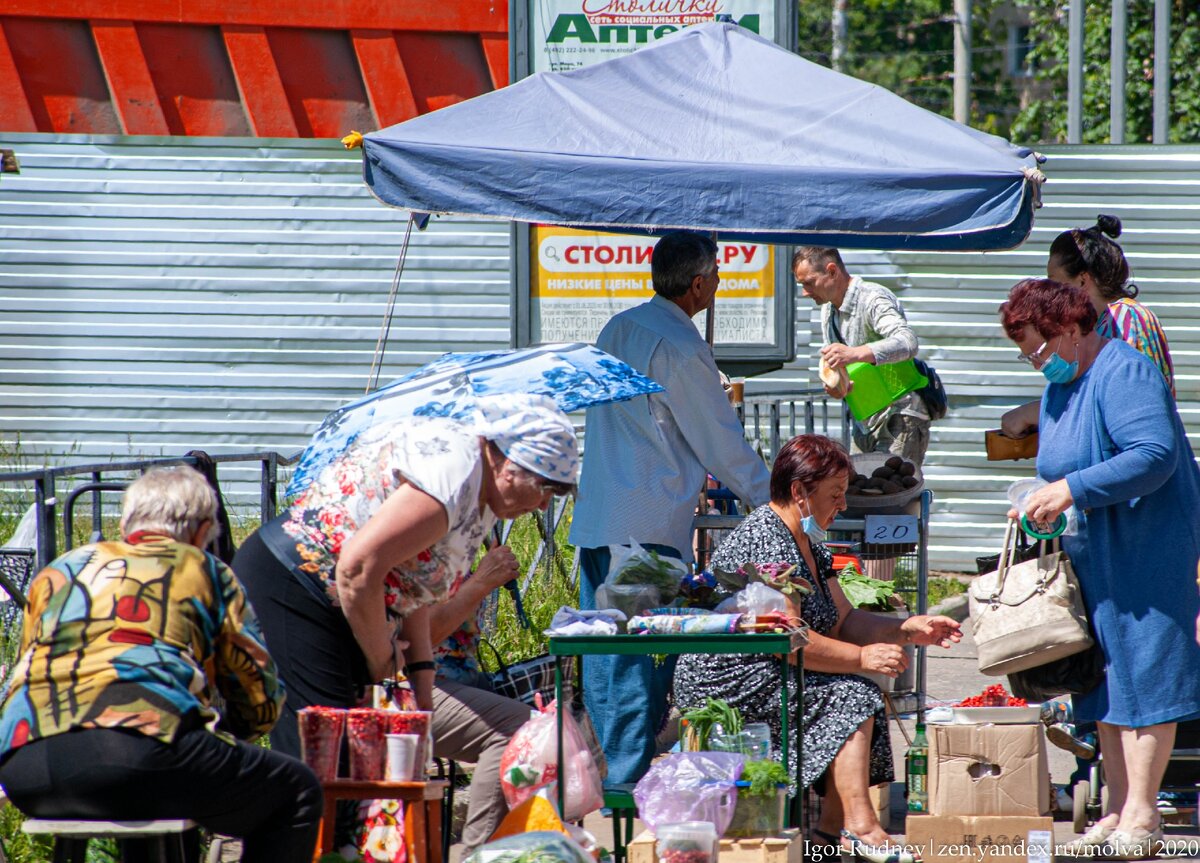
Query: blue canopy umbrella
[
  {"left": 286, "top": 343, "right": 663, "bottom": 497},
  {"left": 361, "top": 22, "right": 1042, "bottom": 251}
]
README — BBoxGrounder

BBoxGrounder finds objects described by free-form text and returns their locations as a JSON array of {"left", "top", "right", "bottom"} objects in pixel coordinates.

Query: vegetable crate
[{"left": 628, "top": 830, "right": 803, "bottom": 863}]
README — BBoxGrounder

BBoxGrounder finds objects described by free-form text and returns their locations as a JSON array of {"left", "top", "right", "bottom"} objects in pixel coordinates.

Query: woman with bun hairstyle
[
  {"left": 1047, "top": 214, "right": 1174, "bottom": 396},
  {"left": 1002, "top": 215, "right": 1175, "bottom": 439}
]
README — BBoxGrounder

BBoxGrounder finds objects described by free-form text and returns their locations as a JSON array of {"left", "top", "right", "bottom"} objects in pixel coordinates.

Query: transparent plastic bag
[
  {"left": 736, "top": 582, "right": 791, "bottom": 616},
  {"left": 462, "top": 831, "right": 594, "bottom": 863},
  {"left": 1006, "top": 478, "right": 1078, "bottom": 536},
  {"left": 632, "top": 751, "right": 744, "bottom": 834},
  {"left": 499, "top": 699, "right": 604, "bottom": 822}
]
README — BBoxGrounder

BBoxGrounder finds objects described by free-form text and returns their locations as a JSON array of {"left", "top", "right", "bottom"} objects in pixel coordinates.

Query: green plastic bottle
[{"left": 907, "top": 723, "right": 929, "bottom": 812}]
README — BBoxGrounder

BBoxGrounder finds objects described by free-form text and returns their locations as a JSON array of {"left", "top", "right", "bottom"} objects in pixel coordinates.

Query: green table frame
[{"left": 549, "top": 632, "right": 806, "bottom": 855}]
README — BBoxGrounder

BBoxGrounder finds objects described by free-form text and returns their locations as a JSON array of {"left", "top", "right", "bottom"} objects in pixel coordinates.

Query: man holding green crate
[{"left": 792, "top": 246, "right": 932, "bottom": 466}]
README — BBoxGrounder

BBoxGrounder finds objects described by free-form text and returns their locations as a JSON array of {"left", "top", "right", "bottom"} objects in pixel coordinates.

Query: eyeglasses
[
  {"left": 1015, "top": 338, "right": 1053, "bottom": 367},
  {"left": 538, "top": 479, "right": 576, "bottom": 497}
]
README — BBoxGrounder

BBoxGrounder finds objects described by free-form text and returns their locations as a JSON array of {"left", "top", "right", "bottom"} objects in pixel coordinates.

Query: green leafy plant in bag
[{"left": 836, "top": 563, "right": 900, "bottom": 612}]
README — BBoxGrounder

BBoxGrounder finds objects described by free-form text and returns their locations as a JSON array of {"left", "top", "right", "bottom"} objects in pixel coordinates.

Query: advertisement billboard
[{"left": 531, "top": 226, "right": 775, "bottom": 345}]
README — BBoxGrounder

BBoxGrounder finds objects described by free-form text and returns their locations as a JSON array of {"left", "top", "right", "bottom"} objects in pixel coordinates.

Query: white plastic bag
[
  {"left": 499, "top": 699, "right": 604, "bottom": 822},
  {"left": 736, "top": 582, "right": 791, "bottom": 616}
]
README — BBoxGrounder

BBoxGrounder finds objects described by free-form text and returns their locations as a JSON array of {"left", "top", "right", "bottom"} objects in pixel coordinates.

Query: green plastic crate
[{"left": 844, "top": 359, "right": 928, "bottom": 421}]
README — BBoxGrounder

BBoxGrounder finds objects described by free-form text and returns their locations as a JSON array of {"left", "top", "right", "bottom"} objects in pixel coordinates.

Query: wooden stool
[
  {"left": 22, "top": 818, "right": 196, "bottom": 863},
  {"left": 316, "top": 779, "right": 447, "bottom": 863}
]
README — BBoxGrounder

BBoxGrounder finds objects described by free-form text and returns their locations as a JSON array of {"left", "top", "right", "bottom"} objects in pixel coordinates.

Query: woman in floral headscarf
[{"left": 233, "top": 393, "right": 578, "bottom": 757}]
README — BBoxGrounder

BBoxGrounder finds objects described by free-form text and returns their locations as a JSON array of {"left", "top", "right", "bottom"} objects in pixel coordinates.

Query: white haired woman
[{"left": 0, "top": 466, "right": 321, "bottom": 863}]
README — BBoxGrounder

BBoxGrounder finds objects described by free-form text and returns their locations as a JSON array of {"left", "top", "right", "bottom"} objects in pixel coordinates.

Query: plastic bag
[
  {"left": 499, "top": 699, "right": 604, "bottom": 822},
  {"left": 599, "top": 540, "right": 687, "bottom": 604},
  {"left": 462, "top": 831, "right": 594, "bottom": 863},
  {"left": 632, "top": 751, "right": 744, "bottom": 834},
  {"left": 736, "top": 583, "right": 791, "bottom": 616},
  {"left": 1007, "top": 478, "right": 1078, "bottom": 536}
]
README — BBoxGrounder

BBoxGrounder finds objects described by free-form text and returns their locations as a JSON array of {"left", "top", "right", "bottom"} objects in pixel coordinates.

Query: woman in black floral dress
[{"left": 674, "top": 435, "right": 961, "bottom": 859}]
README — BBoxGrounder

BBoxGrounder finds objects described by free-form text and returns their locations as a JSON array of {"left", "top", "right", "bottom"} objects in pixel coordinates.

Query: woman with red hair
[
  {"left": 999, "top": 278, "right": 1200, "bottom": 858},
  {"left": 674, "top": 434, "right": 961, "bottom": 862}
]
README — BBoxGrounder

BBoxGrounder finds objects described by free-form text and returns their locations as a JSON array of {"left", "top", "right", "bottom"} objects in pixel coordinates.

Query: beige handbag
[{"left": 968, "top": 518, "right": 1093, "bottom": 676}]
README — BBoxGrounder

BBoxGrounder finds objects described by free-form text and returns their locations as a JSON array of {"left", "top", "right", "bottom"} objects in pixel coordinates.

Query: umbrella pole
[
  {"left": 366, "top": 213, "right": 418, "bottom": 393},
  {"left": 705, "top": 230, "right": 718, "bottom": 347}
]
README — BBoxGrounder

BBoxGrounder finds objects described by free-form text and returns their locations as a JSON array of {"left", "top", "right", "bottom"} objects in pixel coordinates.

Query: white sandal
[
  {"left": 1103, "top": 826, "right": 1163, "bottom": 861},
  {"left": 1059, "top": 821, "right": 1117, "bottom": 857}
]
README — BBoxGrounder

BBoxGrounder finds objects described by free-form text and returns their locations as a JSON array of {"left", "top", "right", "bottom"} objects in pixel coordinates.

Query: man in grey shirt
[{"left": 792, "top": 246, "right": 931, "bottom": 465}]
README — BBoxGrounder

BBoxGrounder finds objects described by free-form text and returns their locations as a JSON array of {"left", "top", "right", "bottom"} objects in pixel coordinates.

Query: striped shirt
[{"left": 1097, "top": 297, "right": 1175, "bottom": 398}]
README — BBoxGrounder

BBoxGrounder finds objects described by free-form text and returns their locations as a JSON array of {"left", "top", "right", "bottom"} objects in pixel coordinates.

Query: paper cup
[
  {"left": 297, "top": 706, "right": 345, "bottom": 783},
  {"left": 386, "top": 733, "right": 420, "bottom": 781},
  {"left": 346, "top": 708, "right": 389, "bottom": 780}
]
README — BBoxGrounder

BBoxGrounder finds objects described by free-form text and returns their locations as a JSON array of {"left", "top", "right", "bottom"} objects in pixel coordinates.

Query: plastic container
[
  {"left": 297, "top": 706, "right": 345, "bottom": 782},
  {"left": 723, "top": 784, "right": 787, "bottom": 837},
  {"left": 656, "top": 821, "right": 720, "bottom": 863},
  {"left": 844, "top": 359, "right": 927, "bottom": 421},
  {"left": 951, "top": 705, "right": 1042, "bottom": 724},
  {"left": 346, "top": 708, "right": 389, "bottom": 780}
]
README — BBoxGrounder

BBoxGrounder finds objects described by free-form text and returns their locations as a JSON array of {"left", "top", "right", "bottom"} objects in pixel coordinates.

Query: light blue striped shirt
[{"left": 570, "top": 294, "right": 771, "bottom": 562}]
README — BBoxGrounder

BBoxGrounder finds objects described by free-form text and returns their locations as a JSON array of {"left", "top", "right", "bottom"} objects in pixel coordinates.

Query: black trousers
[
  {"left": 0, "top": 727, "right": 322, "bottom": 863},
  {"left": 233, "top": 529, "right": 370, "bottom": 759}
]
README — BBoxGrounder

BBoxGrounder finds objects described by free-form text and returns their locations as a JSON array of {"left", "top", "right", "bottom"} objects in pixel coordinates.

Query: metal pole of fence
[
  {"left": 36, "top": 470, "right": 57, "bottom": 569},
  {"left": 1110, "top": 0, "right": 1127, "bottom": 144},
  {"left": 1152, "top": 0, "right": 1170, "bottom": 144},
  {"left": 769, "top": 401, "right": 780, "bottom": 464},
  {"left": 1067, "top": 0, "right": 1084, "bottom": 143},
  {"left": 261, "top": 452, "right": 279, "bottom": 523},
  {"left": 90, "top": 470, "right": 103, "bottom": 541}
]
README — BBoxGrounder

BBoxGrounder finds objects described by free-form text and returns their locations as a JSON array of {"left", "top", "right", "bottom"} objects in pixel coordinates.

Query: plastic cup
[
  {"left": 730, "top": 379, "right": 745, "bottom": 405},
  {"left": 388, "top": 711, "right": 433, "bottom": 774},
  {"left": 386, "top": 733, "right": 420, "bottom": 781},
  {"left": 742, "top": 722, "right": 772, "bottom": 760},
  {"left": 297, "top": 706, "right": 345, "bottom": 783},
  {"left": 346, "top": 708, "right": 389, "bottom": 780}
]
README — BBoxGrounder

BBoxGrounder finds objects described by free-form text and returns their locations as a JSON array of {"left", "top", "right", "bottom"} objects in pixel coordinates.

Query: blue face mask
[
  {"left": 1040, "top": 346, "right": 1079, "bottom": 385},
  {"left": 799, "top": 492, "right": 828, "bottom": 544}
]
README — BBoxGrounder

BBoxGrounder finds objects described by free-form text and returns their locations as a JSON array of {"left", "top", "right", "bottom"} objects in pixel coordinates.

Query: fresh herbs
[
  {"left": 837, "top": 564, "right": 899, "bottom": 611},
  {"left": 741, "top": 759, "right": 789, "bottom": 797},
  {"left": 612, "top": 548, "right": 684, "bottom": 600},
  {"left": 680, "top": 698, "right": 743, "bottom": 751}
]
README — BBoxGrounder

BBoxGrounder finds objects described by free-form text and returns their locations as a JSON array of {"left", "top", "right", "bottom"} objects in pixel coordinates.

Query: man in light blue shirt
[{"left": 570, "top": 231, "right": 771, "bottom": 784}]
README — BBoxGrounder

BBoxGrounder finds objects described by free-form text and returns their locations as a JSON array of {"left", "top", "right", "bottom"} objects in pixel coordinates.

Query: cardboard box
[
  {"left": 905, "top": 815, "right": 1054, "bottom": 863},
  {"left": 869, "top": 782, "right": 892, "bottom": 831},
  {"left": 929, "top": 723, "right": 1049, "bottom": 816},
  {"left": 628, "top": 829, "right": 802, "bottom": 863}
]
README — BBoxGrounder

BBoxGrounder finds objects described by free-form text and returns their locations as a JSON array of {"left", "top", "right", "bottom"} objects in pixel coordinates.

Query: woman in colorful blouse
[
  {"left": 233, "top": 394, "right": 578, "bottom": 757},
  {"left": 1003, "top": 214, "right": 1175, "bottom": 439},
  {"left": 0, "top": 466, "right": 321, "bottom": 863}
]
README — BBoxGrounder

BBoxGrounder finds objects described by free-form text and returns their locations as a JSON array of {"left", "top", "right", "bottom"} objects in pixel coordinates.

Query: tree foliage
[
  {"left": 797, "top": 1, "right": 1021, "bottom": 137},
  {"left": 1011, "top": 0, "right": 1200, "bottom": 144},
  {"left": 795, "top": 0, "right": 1200, "bottom": 144}
]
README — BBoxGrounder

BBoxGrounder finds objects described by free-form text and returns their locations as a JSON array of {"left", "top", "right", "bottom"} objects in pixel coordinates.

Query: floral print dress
[
  {"left": 280, "top": 417, "right": 496, "bottom": 622},
  {"left": 673, "top": 506, "right": 893, "bottom": 790}
]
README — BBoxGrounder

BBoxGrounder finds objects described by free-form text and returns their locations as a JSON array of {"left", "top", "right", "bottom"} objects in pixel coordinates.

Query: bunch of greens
[
  {"left": 713, "top": 561, "right": 812, "bottom": 598},
  {"left": 612, "top": 548, "right": 684, "bottom": 600},
  {"left": 680, "top": 698, "right": 743, "bottom": 751},
  {"left": 837, "top": 564, "right": 900, "bottom": 612},
  {"left": 741, "top": 759, "right": 789, "bottom": 798}
]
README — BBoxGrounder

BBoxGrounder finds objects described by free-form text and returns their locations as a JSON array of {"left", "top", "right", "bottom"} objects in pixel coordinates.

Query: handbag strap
[
  {"left": 993, "top": 517, "right": 1018, "bottom": 594},
  {"left": 477, "top": 638, "right": 511, "bottom": 677}
]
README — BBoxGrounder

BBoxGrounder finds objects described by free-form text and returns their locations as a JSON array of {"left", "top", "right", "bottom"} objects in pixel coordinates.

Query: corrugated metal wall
[
  {"left": 2, "top": 135, "right": 1197, "bottom": 569},
  {"left": 0, "top": 133, "right": 512, "bottom": 502}
]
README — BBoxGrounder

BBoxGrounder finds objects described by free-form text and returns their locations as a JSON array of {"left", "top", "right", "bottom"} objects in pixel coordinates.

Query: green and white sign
[{"left": 529, "top": 0, "right": 777, "bottom": 74}]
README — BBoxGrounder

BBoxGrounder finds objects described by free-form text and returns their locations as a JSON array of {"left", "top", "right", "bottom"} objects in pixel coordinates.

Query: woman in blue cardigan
[{"left": 1000, "top": 278, "right": 1200, "bottom": 859}]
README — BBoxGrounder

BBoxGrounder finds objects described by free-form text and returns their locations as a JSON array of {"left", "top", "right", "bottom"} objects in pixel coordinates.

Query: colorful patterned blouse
[
  {"left": 1097, "top": 297, "right": 1175, "bottom": 398},
  {"left": 280, "top": 418, "right": 496, "bottom": 619},
  {"left": 0, "top": 535, "right": 283, "bottom": 753}
]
